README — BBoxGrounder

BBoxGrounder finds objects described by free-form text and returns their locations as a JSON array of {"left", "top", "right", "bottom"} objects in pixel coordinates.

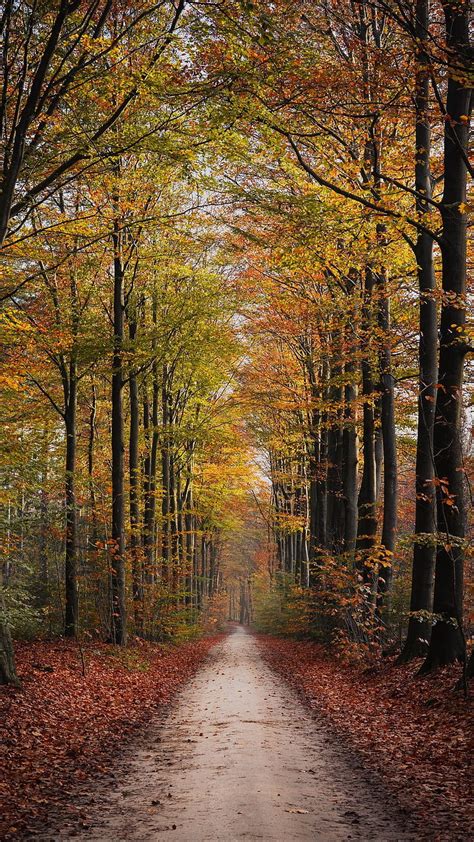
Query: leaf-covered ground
[
  {"left": 0, "top": 636, "right": 222, "bottom": 839},
  {"left": 257, "top": 636, "right": 473, "bottom": 842}
]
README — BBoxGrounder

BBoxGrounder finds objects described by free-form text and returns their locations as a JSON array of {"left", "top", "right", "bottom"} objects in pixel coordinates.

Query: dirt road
[{"left": 68, "top": 627, "right": 414, "bottom": 841}]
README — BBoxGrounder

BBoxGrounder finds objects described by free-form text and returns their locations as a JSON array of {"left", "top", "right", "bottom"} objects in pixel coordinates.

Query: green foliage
[
  {"left": 1, "top": 581, "right": 44, "bottom": 640},
  {"left": 252, "top": 573, "right": 312, "bottom": 636}
]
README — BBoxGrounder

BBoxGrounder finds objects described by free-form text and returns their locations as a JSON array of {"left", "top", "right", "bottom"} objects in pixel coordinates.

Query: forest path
[{"left": 67, "top": 627, "right": 414, "bottom": 841}]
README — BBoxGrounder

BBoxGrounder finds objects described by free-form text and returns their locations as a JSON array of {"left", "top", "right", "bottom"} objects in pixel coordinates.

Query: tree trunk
[
  {"left": 184, "top": 481, "right": 194, "bottom": 607},
  {"left": 316, "top": 419, "right": 328, "bottom": 551},
  {"left": 209, "top": 537, "right": 217, "bottom": 596},
  {"left": 377, "top": 266, "right": 398, "bottom": 615},
  {"left": 327, "top": 348, "right": 344, "bottom": 554},
  {"left": 143, "top": 294, "right": 160, "bottom": 586},
  {"left": 308, "top": 422, "right": 319, "bottom": 572},
  {"left": 343, "top": 365, "right": 358, "bottom": 555},
  {"left": 201, "top": 534, "right": 207, "bottom": 602},
  {"left": 111, "top": 218, "right": 127, "bottom": 645},
  {"left": 193, "top": 519, "right": 200, "bottom": 609},
  {"left": 129, "top": 315, "right": 143, "bottom": 635},
  {"left": 272, "top": 462, "right": 286, "bottom": 572},
  {"left": 301, "top": 452, "right": 310, "bottom": 587},
  {"left": 356, "top": 268, "right": 378, "bottom": 573},
  {"left": 399, "top": 0, "right": 437, "bottom": 662},
  {"left": 421, "top": 1, "right": 471, "bottom": 671},
  {"left": 64, "top": 368, "right": 78, "bottom": 637},
  {"left": 169, "top": 448, "right": 179, "bottom": 595},
  {"left": 88, "top": 381, "right": 98, "bottom": 549},
  {"left": 161, "top": 366, "right": 171, "bottom": 581},
  {"left": 143, "top": 363, "right": 159, "bottom": 585},
  {"left": 38, "top": 432, "right": 49, "bottom": 606}
]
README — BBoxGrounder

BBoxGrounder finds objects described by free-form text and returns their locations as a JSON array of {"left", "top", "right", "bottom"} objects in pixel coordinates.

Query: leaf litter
[
  {"left": 0, "top": 636, "right": 222, "bottom": 839},
  {"left": 257, "top": 635, "right": 473, "bottom": 841}
]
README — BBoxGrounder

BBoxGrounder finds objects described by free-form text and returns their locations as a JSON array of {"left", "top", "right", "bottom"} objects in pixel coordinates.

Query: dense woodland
[{"left": 0, "top": 0, "right": 472, "bottom": 688}]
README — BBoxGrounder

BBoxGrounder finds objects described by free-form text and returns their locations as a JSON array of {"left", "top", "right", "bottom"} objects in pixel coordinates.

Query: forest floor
[
  {"left": 0, "top": 634, "right": 223, "bottom": 839},
  {"left": 258, "top": 635, "right": 473, "bottom": 842},
  {"left": 1, "top": 628, "right": 471, "bottom": 841}
]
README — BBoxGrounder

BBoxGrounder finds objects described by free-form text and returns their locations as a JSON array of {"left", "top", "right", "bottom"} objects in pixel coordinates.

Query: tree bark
[
  {"left": 169, "top": 447, "right": 179, "bottom": 595},
  {"left": 377, "top": 266, "right": 398, "bottom": 615},
  {"left": 111, "top": 217, "right": 127, "bottom": 645},
  {"left": 399, "top": 0, "right": 438, "bottom": 662},
  {"left": 64, "top": 370, "right": 78, "bottom": 637},
  {"left": 343, "top": 361, "right": 358, "bottom": 555},
  {"left": 327, "top": 346, "right": 345, "bottom": 554},
  {"left": 316, "top": 370, "right": 328, "bottom": 551},
  {"left": 308, "top": 417, "right": 319, "bottom": 572},
  {"left": 184, "top": 478, "right": 195, "bottom": 607},
  {"left": 38, "top": 432, "right": 49, "bottom": 607},
  {"left": 161, "top": 365, "right": 171, "bottom": 581},
  {"left": 356, "top": 268, "right": 378, "bottom": 574},
  {"left": 128, "top": 314, "right": 143, "bottom": 635},
  {"left": 143, "top": 363, "right": 159, "bottom": 585},
  {"left": 421, "top": 0, "right": 471, "bottom": 671},
  {"left": 88, "top": 380, "right": 98, "bottom": 550}
]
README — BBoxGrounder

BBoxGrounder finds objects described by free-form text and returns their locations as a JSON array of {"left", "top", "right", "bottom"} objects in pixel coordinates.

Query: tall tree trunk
[
  {"left": 111, "top": 218, "right": 127, "bottom": 645},
  {"left": 88, "top": 381, "right": 98, "bottom": 549},
  {"left": 342, "top": 276, "right": 359, "bottom": 556},
  {"left": 128, "top": 315, "right": 143, "bottom": 635},
  {"left": 422, "top": 0, "right": 471, "bottom": 671},
  {"left": 143, "top": 293, "right": 160, "bottom": 585},
  {"left": 184, "top": 480, "right": 194, "bottom": 607},
  {"left": 399, "top": 0, "right": 438, "bottom": 662},
  {"left": 327, "top": 349, "right": 345, "bottom": 554},
  {"left": 343, "top": 361, "right": 358, "bottom": 555},
  {"left": 161, "top": 366, "right": 171, "bottom": 581},
  {"left": 142, "top": 388, "right": 151, "bottom": 578},
  {"left": 38, "top": 431, "right": 49, "bottom": 606},
  {"left": 287, "top": 464, "right": 296, "bottom": 577},
  {"left": 64, "top": 366, "right": 78, "bottom": 637},
  {"left": 271, "top": 457, "right": 286, "bottom": 572},
  {"left": 374, "top": 424, "right": 383, "bottom": 501},
  {"left": 301, "top": 452, "right": 310, "bottom": 587},
  {"left": 143, "top": 378, "right": 158, "bottom": 584},
  {"left": 316, "top": 400, "right": 328, "bottom": 549},
  {"left": 143, "top": 363, "right": 159, "bottom": 584},
  {"left": 377, "top": 265, "right": 398, "bottom": 615},
  {"left": 356, "top": 268, "right": 378, "bottom": 574},
  {"left": 201, "top": 534, "right": 207, "bottom": 602},
  {"left": 209, "top": 537, "right": 217, "bottom": 596},
  {"left": 308, "top": 415, "right": 319, "bottom": 573},
  {"left": 169, "top": 448, "right": 179, "bottom": 595},
  {"left": 356, "top": 13, "right": 382, "bottom": 584},
  {"left": 193, "top": 519, "right": 200, "bottom": 609}
]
